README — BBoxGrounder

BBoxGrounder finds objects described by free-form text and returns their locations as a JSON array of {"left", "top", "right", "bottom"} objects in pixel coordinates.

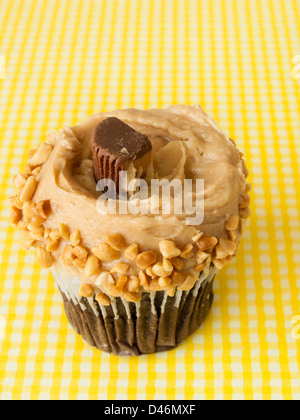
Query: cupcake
[{"left": 9, "top": 105, "right": 250, "bottom": 356}]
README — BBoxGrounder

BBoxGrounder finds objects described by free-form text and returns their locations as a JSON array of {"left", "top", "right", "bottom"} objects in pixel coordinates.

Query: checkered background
[{"left": 0, "top": 0, "right": 300, "bottom": 400}]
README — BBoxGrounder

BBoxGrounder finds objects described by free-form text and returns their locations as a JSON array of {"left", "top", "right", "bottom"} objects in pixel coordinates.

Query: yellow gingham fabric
[{"left": 0, "top": 0, "right": 300, "bottom": 400}]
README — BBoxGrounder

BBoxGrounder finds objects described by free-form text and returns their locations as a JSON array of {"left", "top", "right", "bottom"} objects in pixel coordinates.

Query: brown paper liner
[{"left": 59, "top": 272, "right": 215, "bottom": 356}]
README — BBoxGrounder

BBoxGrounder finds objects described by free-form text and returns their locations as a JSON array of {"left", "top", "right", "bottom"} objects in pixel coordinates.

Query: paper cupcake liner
[{"left": 51, "top": 264, "right": 217, "bottom": 356}]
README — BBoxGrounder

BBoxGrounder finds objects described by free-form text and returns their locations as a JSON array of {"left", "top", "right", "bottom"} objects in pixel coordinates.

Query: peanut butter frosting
[{"left": 9, "top": 105, "right": 251, "bottom": 304}]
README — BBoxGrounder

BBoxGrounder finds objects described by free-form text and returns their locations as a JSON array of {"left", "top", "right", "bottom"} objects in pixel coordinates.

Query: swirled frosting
[{"left": 12, "top": 105, "right": 251, "bottom": 298}]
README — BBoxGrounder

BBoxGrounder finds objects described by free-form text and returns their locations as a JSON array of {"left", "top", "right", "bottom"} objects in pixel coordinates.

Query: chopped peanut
[
  {"left": 239, "top": 219, "right": 245, "bottom": 234},
  {"left": 10, "top": 206, "right": 22, "bottom": 225},
  {"left": 110, "top": 262, "right": 130, "bottom": 274},
  {"left": 206, "top": 254, "right": 212, "bottom": 267},
  {"left": 135, "top": 251, "right": 157, "bottom": 269},
  {"left": 95, "top": 291, "right": 111, "bottom": 306},
  {"left": 14, "top": 197, "right": 24, "bottom": 210},
  {"left": 124, "top": 243, "right": 139, "bottom": 260},
  {"left": 72, "top": 245, "right": 88, "bottom": 260},
  {"left": 196, "top": 236, "right": 218, "bottom": 252},
  {"left": 196, "top": 250, "right": 209, "bottom": 265},
  {"left": 70, "top": 230, "right": 81, "bottom": 247},
  {"left": 13, "top": 173, "right": 28, "bottom": 189},
  {"left": 146, "top": 266, "right": 157, "bottom": 278},
  {"left": 62, "top": 245, "right": 76, "bottom": 266},
  {"left": 16, "top": 221, "right": 25, "bottom": 231},
  {"left": 46, "top": 132, "right": 56, "bottom": 146},
  {"left": 27, "top": 148, "right": 37, "bottom": 159},
  {"left": 35, "top": 200, "right": 51, "bottom": 219},
  {"left": 92, "top": 243, "right": 120, "bottom": 262},
  {"left": 148, "top": 279, "right": 161, "bottom": 291},
  {"left": 239, "top": 193, "right": 251, "bottom": 209},
  {"left": 106, "top": 233, "right": 126, "bottom": 251},
  {"left": 44, "top": 227, "right": 51, "bottom": 240},
  {"left": 27, "top": 219, "right": 43, "bottom": 232},
  {"left": 19, "top": 176, "right": 37, "bottom": 202},
  {"left": 31, "top": 166, "right": 41, "bottom": 176},
  {"left": 24, "top": 163, "right": 34, "bottom": 174},
  {"left": 225, "top": 215, "right": 239, "bottom": 231},
  {"left": 16, "top": 186, "right": 24, "bottom": 196},
  {"left": 213, "top": 257, "right": 228, "bottom": 270},
  {"left": 171, "top": 257, "right": 184, "bottom": 271},
  {"left": 215, "top": 238, "right": 237, "bottom": 259},
  {"left": 125, "top": 275, "right": 140, "bottom": 293},
  {"left": 178, "top": 274, "right": 197, "bottom": 291},
  {"left": 152, "top": 261, "right": 172, "bottom": 277},
  {"left": 73, "top": 258, "right": 86, "bottom": 269},
  {"left": 85, "top": 254, "right": 101, "bottom": 277},
  {"left": 32, "top": 214, "right": 45, "bottom": 225},
  {"left": 180, "top": 243, "right": 194, "bottom": 259},
  {"left": 111, "top": 274, "right": 128, "bottom": 296},
  {"left": 228, "top": 229, "right": 238, "bottom": 241},
  {"left": 49, "top": 229, "right": 60, "bottom": 241},
  {"left": 79, "top": 283, "right": 94, "bottom": 298},
  {"left": 29, "top": 143, "right": 53, "bottom": 167},
  {"left": 36, "top": 247, "right": 54, "bottom": 268},
  {"left": 95, "top": 271, "right": 115, "bottom": 288},
  {"left": 46, "top": 239, "right": 59, "bottom": 252},
  {"left": 195, "top": 262, "right": 206, "bottom": 272},
  {"left": 30, "top": 228, "right": 44, "bottom": 241},
  {"left": 170, "top": 270, "right": 182, "bottom": 285},
  {"left": 159, "top": 240, "right": 181, "bottom": 259},
  {"left": 22, "top": 202, "right": 35, "bottom": 221},
  {"left": 245, "top": 183, "right": 252, "bottom": 193},
  {"left": 239, "top": 207, "right": 251, "bottom": 219},
  {"left": 123, "top": 292, "right": 141, "bottom": 303},
  {"left": 192, "top": 232, "right": 203, "bottom": 242},
  {"left": 138, "top": 271, "right": 149, "bottom": 290},
  {"left": 20, "top": 230, "right": 36, "bottom": 250},
  {"left": 163, "top": 258, "right": 173, "bottom": 273},
  {"left": 242, "top": 158, "right": 249, "bottom": 178},
  {"left": 59, "top": 223, "right": 70, "bottom": 241},
  {"left": 166, "top": 285, "right": 176, "bottom": 297},
  {"left": 109, "top": 287, "right": 124, "bottom": 298},
  {"left": 158, "top": 276, "right": 172, "bottom": 288}
]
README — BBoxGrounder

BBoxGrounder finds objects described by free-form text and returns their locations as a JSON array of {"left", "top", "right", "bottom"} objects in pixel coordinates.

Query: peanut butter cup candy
[
  {"left": 9, "top": 105, "right": 250, "bottom": 355},
  {"left": 91, "top": 117, "right": 152, "bottom": 191}
]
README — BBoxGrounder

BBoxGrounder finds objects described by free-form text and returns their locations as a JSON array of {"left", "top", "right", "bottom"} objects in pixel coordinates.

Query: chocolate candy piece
[{"left": 91, "top": 117, "right": 152, "bottom": 191}]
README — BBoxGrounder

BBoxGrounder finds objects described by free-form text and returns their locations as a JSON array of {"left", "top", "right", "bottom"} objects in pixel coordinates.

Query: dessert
[{"left": 9, "top": 105, "right": 251, "bottom": 355}]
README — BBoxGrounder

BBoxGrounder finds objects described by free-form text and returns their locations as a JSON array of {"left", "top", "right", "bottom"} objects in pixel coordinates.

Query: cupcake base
[{"left": 52, "top": 265, "right": 217, "bottom": 356}]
